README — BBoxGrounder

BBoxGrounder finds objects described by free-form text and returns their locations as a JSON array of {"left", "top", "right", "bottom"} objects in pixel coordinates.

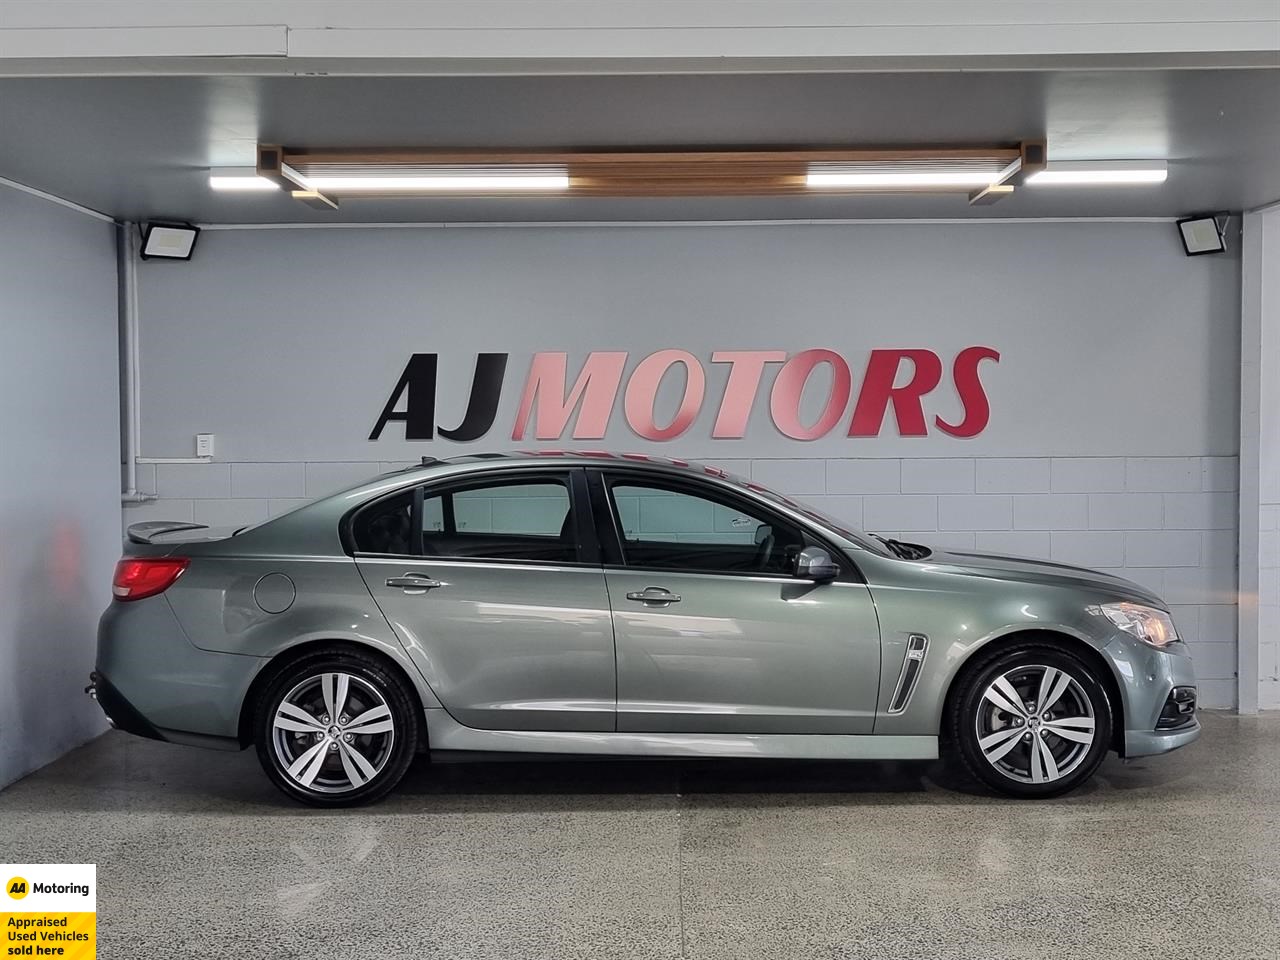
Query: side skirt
[{"left": 424, "top": 710, "right": 938, "bottom": 761}]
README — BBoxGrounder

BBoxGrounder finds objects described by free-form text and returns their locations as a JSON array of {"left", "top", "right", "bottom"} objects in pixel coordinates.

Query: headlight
[{"left": 1089, "top": 602, "right": 1179, "bottom": 648}]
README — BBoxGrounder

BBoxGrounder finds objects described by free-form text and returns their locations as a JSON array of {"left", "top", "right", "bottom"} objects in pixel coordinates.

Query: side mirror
[{"left": 794, "top": 546, "right": 839, "bottom": 582}]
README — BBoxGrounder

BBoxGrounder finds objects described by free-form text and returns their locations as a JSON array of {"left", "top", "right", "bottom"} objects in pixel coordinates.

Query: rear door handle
[
  {"left": 386, "top": 575, "right": 444, "bottom": 593},
  {"left": 625, "top": 586, "right": 681, "bottom": 605}
]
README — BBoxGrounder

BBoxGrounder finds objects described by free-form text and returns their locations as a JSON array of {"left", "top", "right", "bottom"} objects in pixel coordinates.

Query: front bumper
[
  {"left": 1108, "top": 636, "right": 1203, "bottom": 757},
  {"left": 1125, "top": 718, "right": 1202, "bottom": 757}
]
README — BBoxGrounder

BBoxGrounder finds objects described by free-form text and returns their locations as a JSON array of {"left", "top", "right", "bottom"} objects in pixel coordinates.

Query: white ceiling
[{"left": 1, "top": 67, "right": 1276, "bottom": 224}]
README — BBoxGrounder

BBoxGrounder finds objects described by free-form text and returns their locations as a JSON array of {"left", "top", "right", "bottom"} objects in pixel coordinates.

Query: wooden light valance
[{"left": 258, "top": 142, "right": 1045, "bottom": 209}]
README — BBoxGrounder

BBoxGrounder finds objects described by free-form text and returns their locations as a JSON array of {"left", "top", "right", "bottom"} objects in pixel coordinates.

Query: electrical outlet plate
[{"left": 195, "top": 433, "right": 215, "bottom": 458}]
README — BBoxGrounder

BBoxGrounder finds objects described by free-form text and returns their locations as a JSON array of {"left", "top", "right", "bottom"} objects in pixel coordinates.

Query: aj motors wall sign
[{"left": 369, "top": 347, "right": 1000, "bottom": 443}]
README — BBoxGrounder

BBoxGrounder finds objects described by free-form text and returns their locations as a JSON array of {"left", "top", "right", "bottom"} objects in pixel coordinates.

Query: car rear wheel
[
  {"left": 950, "top": 643, "right": 1112, "bottom": 798},
  {"left": 254, "top": 648, "right": 418, "bottom": 807}
]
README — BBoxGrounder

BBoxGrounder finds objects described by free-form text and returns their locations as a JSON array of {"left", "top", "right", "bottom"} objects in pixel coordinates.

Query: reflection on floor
[{"left": 0, "top": 712, "right": 1276, "bottom": 959}]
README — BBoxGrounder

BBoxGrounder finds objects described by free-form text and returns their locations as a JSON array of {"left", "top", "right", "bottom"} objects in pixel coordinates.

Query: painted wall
[
  {"left": 0, "top": 185, "right": 118, "bottom": 788},
  {"left": 128, "top": 221, "right": 1242, "bottom": 706}
]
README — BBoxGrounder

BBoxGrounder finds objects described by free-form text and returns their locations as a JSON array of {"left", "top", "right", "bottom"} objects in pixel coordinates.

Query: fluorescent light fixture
[
  {"left": 1177, "top": 215, "right": 1227, "bottom": 256},
  {"left": 209, "top": 168, "right": 278, "bottom": 192},
  {"left": 806, "top": 162, "right": 1006, "bottom": 189},
  {"left": 140, "top": 223, "right": 199, "bottom": 261},
  {"left": 1025, "top": 160, "right": 1167, "bottom": 186},
  {"left": 304, "top": 175, "right": 570, "bottom": 191},
  {"left": 296, "top": 165, "right": 570, "bottom": 193}
]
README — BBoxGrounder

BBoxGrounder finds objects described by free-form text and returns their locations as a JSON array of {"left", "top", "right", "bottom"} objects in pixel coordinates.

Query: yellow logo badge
[{"left": 6, "top": 876, "right": 28, "bottom": 899}]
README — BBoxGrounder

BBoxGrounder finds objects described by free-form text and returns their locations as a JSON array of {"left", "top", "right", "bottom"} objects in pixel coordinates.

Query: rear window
[
  {"left": 351, "top": 491, "right": 414, "bottom": 555},
  {"left": 352, "top": 476, "right": 576, "bottom": 564}
]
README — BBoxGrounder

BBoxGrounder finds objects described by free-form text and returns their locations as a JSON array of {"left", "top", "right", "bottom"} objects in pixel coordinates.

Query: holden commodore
[{"left": 91, "top": 452, "right": 1199, "bottom": 806}]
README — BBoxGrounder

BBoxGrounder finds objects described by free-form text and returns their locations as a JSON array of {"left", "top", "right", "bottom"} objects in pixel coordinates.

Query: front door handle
[
  {"left": 386, "top": 575, "right": 444, "bottom": 593},
  {"left": 625, "top": 586, "right": 681, "bottom": 605}
]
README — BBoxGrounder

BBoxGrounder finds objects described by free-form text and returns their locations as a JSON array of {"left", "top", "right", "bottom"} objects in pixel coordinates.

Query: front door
[
  {"left": 595, "top": 472, "right": 881, "bottom": 734},
  {"left": 355, "top": 469, "right": 615, "bottom": 732}
]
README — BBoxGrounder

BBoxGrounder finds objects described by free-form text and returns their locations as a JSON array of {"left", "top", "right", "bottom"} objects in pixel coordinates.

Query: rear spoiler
[{"left": 126, "top": 521, "right": 209, "bottom": 545}]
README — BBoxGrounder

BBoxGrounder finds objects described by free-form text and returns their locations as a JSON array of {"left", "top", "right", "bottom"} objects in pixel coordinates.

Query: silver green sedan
[{"left": 92, "top": 453, "right": 1200, "bottom": 806}]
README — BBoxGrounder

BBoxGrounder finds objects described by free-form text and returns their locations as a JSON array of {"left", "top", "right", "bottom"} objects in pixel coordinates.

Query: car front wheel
[
  {"left": 254, "top": 648, "right": 418, "bottom": 807},
  {"left": 950, "top": 643, "right": 1113, "bottom": 798}
]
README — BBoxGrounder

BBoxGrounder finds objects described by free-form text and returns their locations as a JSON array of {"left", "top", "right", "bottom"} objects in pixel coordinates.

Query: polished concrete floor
[{"left": 1, "top": 712, "right": 1277, "bottom": 960}]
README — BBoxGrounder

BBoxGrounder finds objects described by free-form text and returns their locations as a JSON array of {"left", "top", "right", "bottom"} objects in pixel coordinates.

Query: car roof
[{"left": 382, "top": 450, "right": 743, "bottom": 481}]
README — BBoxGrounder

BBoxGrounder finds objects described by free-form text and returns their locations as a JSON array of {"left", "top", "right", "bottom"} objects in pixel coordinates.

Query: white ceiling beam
[
  {"left": 0, "top": 1, "right": 1274, "bottom": 67},
  {"left": 0, "top": 25, "right": 286, "bottom": 60}
]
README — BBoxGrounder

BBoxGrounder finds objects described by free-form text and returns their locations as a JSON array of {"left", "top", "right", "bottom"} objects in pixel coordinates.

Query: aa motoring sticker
[{"left": 2, "top": 865, "right": 95, "bottom": 958}]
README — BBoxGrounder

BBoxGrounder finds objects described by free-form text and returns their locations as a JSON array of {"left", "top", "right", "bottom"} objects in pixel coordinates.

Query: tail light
[{"left": 112, "top": 557, "right": 189, "bottom": 601}]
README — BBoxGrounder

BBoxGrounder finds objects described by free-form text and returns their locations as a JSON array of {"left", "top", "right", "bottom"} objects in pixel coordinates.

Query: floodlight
[
  {"left": 1177, "top": 215, "right": 1227, "bottom": 256},
  {"left": 140, "top": 223, "right": 199, "bottom": 261}
]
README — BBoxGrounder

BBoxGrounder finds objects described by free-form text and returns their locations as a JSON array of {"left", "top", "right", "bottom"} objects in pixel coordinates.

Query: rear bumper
[
  {"left": 87, "top": 670, "right": 165, "bottom": 742},
  {"left": 96, "top": 596, "right": 266, "bottom": 746},
  {"left": 87, "top": 670, "right": 247, "bottom": 751}
]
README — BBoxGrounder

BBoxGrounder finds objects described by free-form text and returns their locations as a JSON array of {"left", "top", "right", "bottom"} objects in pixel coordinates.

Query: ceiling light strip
[
  {"left": 209, "top": 175, "right": 278, "bottom": 192},
  {"left": 807, "top": 171, "right": 1003, "bottom": 188},
  {"left": 302, "top": 175, "right": 571, "bottom": 192},
  {"left": 295, "top": 164, "right": 571, "bottom": 193},
  {"left": 806, "top": 161, "right": 1008, "bottom": 190},
  {"left": 1025, "top": 160, "right": 1167, "bottom": 186}
]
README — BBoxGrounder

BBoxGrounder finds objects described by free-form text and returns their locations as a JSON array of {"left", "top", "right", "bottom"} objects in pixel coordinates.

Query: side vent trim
[{"left": 888, "top": 634, "right": 929, "bottom": 715}]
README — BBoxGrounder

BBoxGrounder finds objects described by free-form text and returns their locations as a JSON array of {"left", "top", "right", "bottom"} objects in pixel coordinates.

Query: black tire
[
  {"left": 948, "top": 642, "right": 1112, "bottom": 799},
  {"left": 253, "top": 647, "right": 419, "bottom": 807}
]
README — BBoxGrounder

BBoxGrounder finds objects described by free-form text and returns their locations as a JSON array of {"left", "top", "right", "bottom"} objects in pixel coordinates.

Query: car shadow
[
  {"left": 382, "top": 753, "right": 998, "bottom": 811},
  {"left": 0, "top": 730, "right": 1200, "bottom": 819}
]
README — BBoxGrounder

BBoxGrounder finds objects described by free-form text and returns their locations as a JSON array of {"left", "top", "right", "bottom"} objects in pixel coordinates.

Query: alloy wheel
[
  {"left": 974, "top": 664, "right": 1096, "bottom": 785},
  {"left": 271, "top": 672, "right": 396, "bottom": 794}
]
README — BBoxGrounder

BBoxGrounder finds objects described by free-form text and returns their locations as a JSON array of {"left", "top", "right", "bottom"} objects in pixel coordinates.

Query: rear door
[
  {"left": 354, "top": 467, "right": 616, "bottom": 732},
  {"left": 591, "top": 470, "right": 881, "bottom": 734}
]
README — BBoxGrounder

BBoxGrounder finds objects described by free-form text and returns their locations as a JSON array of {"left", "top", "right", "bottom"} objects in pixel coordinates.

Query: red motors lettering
[{"left": 370, "top": 347, "right": 1000, "bottom": 442}]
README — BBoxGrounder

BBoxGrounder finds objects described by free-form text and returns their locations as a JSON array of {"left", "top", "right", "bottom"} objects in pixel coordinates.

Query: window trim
[
  {"left": 344, "top": 466, "right": 599, "bottom": 567},
  {"left": 588, "top": 468, "right": 862, "bottom": 583}
]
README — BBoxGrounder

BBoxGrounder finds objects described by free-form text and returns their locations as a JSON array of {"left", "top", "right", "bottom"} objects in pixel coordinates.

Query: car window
[
  {"left": 422, "top": 478, "right": 575, "bottom": 563},
  {"left": 352, "top": 476, "right": 577, "bottom": 563},
  {"left": 351, "top": 491, "right": 415, "bottom": 555},
  {"left": 607, "top": 480, "right": 804, "bottom": 575}
]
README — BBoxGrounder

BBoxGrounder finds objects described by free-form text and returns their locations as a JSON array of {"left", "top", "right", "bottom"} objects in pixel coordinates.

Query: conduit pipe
[{"left": 120, "top": 222, "right": 154, "bottom": 504}]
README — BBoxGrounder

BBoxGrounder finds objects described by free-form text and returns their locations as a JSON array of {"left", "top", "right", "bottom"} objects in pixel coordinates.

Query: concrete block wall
[{"left": 123, "top": 454, "right": 1240, "bottom": 708}]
